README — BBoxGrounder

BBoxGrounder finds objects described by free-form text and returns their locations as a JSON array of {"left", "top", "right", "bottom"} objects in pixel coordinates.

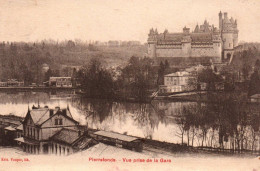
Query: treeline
[{"left": 0, "top": 40, "right": 146, "bottom": 85}]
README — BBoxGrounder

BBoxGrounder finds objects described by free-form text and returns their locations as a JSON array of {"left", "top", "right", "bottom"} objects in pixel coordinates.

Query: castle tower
[
  {"left": 219, "top": 11, "right": 223, "bottom": 32},
  {"left": 212, "top": 32, "right": 222, "bottom": 63},
  {"left": 147, "top": 28, "right": 157, "bottom": 58},
  {"left": 181, "top": 35, "right": 191, "bottom": 57},
  {"left": 221, "top": 12, "right": 237, "bottom": 61},
  {"left": 233, "top": 19, "right": 239, "bottom": 47}
]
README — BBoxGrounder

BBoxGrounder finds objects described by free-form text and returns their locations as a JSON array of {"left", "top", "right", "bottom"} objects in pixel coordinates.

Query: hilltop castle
[{"left": 147, "top": 11, "right": 239, "bottom": 64}]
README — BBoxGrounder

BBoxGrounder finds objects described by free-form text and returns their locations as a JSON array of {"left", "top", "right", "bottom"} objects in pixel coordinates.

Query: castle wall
[
  {"left": 155, "top": 43, "right": 221, "bottom": 59},
  {"left": 156, "top": 45, "right": 182, "bottom": 57},
  {"left": 190, "top": 47, "right": 214, "bottom": 57}
]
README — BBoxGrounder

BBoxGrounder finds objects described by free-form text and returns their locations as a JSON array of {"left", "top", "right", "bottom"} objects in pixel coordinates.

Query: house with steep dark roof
[{"left": 15, "top": 105, "right": 93, "bottom": 155}]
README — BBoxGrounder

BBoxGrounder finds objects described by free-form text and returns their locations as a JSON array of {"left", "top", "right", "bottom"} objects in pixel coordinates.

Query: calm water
[
  {"left": 0, "top": 91, "right": 190, "bottom": 143},
  {"left": 0, "top": 91, "right": 259, "bottom": 151}
]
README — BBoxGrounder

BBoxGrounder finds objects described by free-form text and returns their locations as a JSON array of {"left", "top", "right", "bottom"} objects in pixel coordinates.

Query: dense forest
[{"left": 0, "top": 40, "right": 146, "bottom": 85}]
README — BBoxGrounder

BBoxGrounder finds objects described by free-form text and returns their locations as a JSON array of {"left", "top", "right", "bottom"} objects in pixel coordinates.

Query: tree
[
  {"left": 248, "top": 59, "right": 260, "bottom": 96},
  {"left": 119, "top": 56, "right": 156, "bottom": 102},
  {"left": 81, "top": 58, "right": 115, "bottom": 99}
]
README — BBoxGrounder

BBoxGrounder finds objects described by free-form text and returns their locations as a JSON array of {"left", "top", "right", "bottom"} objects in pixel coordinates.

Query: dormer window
[
  {"left": 55, "top": 119, "right": 59, "bottom": 125},
  {"left": 55, "top": 118, "right": 63, "bottom": 125},
  {"left": 59, "top": 119, "right": 63, "bottom": 125}
]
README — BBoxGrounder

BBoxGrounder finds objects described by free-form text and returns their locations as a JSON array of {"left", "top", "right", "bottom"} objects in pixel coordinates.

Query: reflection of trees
[
  {"left": 70, "top": 95, "right": 260, "bottom": 153},
  {"left": 173, "top": 92, "right": 260, "bottom": 153},
  {"left": 132, "top": 103, "right": 154, "bottom": 139},
  {"left": 71, "top": 98, "right": 112, "bottom": 124}
]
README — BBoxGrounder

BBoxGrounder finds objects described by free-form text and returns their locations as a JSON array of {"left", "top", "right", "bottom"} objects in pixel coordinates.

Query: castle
[{"left": 147, "top": 11, "right": 239, "bottom": 64}]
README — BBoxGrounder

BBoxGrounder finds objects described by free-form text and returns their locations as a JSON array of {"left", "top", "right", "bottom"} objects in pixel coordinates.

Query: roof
[
  {"left": 72, "top": 136, "right": 97, "bottom": 150},
  {"left": 50, "top": 128, "right": 79, "bottom": 145},
  {"left": 165, "top": 71, "right": 190, "bottom": 77},
  {"left": 156, "top": 32, "right": 213, "bottom": 43},
  {"left": 15, "top": 137, "right": 39, "bottom": 145},
  {"left": 49, "top": 77, "right": 71, "bottom": 80},
  {"left": 42, "top": 63, "right": 49, "bottom": 67},
  {"left": 27, "top": 107, "right": 78, "bottom": 126},
  {"left": 16, "top": 124, "right": 23, "bottom": 131},
  {"left": 190, "top": 33, "right": 212, "bottom": 43},
  {"left": 157, "top": 33, "right": 184, "bottom": 43},
  {"left": 194, "top": 25, "right": 199, "bottom": 33},
  {"left": 251, "top": 94, "right": 260, "bottom": 99},
  {"left": 4, "top": 126, "right": 16, "bottom": 131},
  {"left": 30, "top": 108, "right": 49, "bottom": 125},
  {"left": 94, "top": 131, "right": 138, "bottom": 142}
]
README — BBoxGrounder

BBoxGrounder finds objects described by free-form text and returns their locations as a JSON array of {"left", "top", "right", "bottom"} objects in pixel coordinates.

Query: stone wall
[{"left": 155, "top": 43, "right": 221, "bottom": 59}]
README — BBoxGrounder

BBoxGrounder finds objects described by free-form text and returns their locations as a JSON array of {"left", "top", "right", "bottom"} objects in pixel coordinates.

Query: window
[
  {"left": 55, "top": 119, "right": 59, "bottom": 125},
  {"left": 59, "top": 119, "right": 63, "bottom": 125},
  {"left": 55, "top": 118, "right": 63, "bottom": 125},
  {"left": 37, "top": 129, "right": 39, "bottom": 140}
]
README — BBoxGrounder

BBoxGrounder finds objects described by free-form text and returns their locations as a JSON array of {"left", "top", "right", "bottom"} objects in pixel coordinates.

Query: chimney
[{"left": 54, "top": 106, "right": 60, "bottom": 113}]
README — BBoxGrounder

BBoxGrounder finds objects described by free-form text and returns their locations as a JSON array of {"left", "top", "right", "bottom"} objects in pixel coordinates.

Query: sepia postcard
[{"left": 0, "top": 0, "right": 259, "bottom": 170}]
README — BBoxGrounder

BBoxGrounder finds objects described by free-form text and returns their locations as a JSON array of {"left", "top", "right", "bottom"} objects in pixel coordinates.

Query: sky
[{"left": 0, "top": 0, "right": 259, "bottom": 43}]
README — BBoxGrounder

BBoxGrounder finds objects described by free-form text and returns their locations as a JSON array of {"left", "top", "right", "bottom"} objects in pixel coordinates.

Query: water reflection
[{"left": 0, "top": 92, "right": 259, "bottom": 152}]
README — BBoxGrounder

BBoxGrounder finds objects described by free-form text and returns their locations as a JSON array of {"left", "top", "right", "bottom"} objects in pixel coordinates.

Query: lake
[{"left": 0, "top": 91, "right": 259, "bottom": 152}]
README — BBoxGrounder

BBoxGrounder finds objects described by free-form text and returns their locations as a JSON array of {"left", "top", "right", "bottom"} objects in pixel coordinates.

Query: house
[
  {"left": 7, "top": 79, "right": 24, "bottom": 87},
  {"left": 0, "top": 82, "right": 7, "bottom": 87},
  {"left": 159, "top": 71, "right": 192, "bottom": 94},
  {"left": 49, "top": 77, "right": 72, "bottom": 87},
  {"left": 250, "top": 94, "right": 260, "bottom": 103},
  {"left": 0, "top": 79, "right": 24, "bottom": 87},
  {"left": 0, "top": 114, "right": 24, "bottom": 146},
  {"left": 15, "top": 105, "right": 95, "bottom": 155},
  {"left": 42, "top": 63, "right": 50, "bottom": 73}
]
